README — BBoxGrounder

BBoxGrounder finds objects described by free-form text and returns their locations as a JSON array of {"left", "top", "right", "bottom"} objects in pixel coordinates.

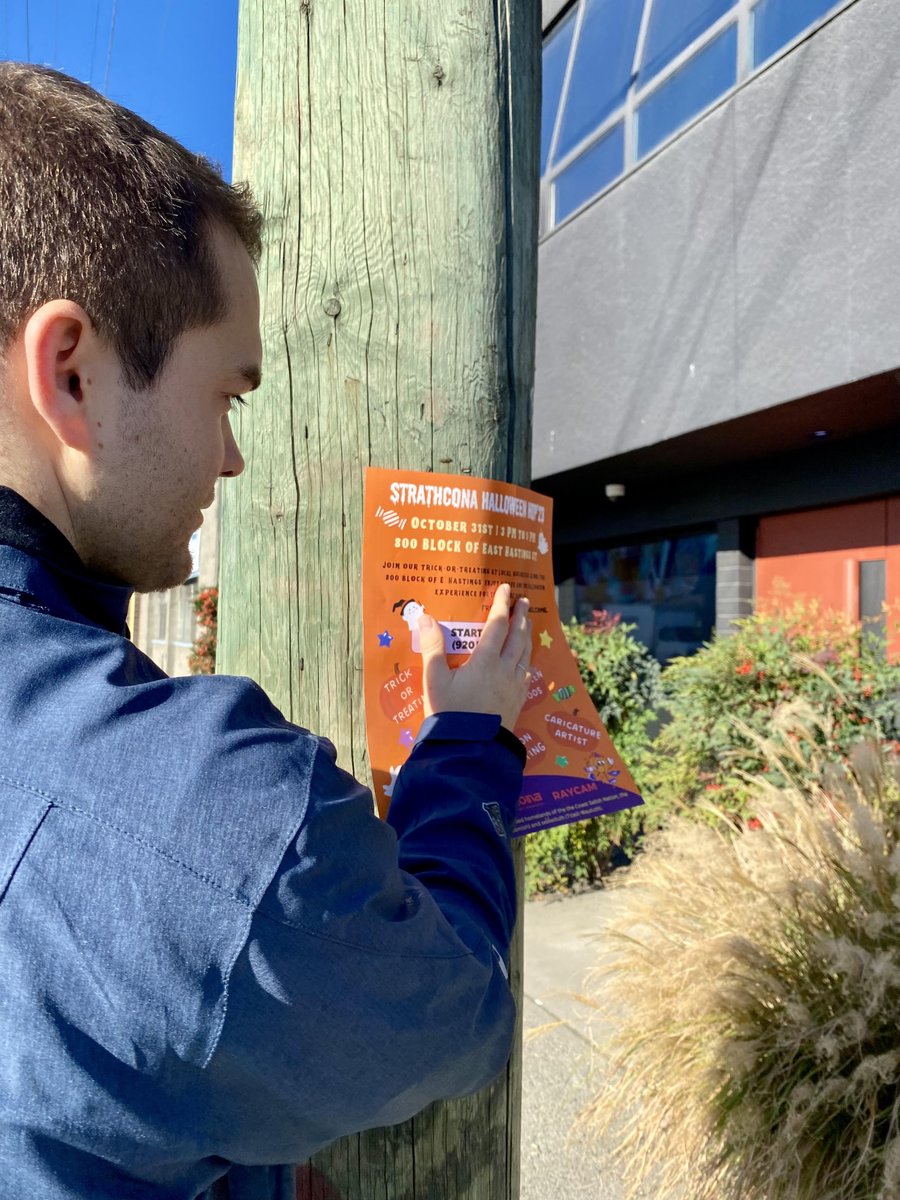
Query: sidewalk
[{"left": 520, "top": 886, "right": 634, "bottom": 1200}]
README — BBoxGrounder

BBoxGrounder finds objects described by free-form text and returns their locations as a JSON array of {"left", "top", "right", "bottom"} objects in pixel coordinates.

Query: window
[
  {"left": 554, "top": 124, "right": 624, "bottom": 223},
  {"left": 553, "top": 0, "right": 643, "bottom": 163},
  {"left": 541, "top": 0, "right": 852, "bottom": 232},
  {"left": 636, "top": 24, "right": 738, "bottom": 160},
  {"left": 174, "top": 584, "right": 199, "bottom": 647},
  {"left": 152, "top": 591, "right": 168, "bottom": 643},
  {"left": 638, "top": 0, "right": 736, "bottom": 84},
  {"left": 751, "top": 0, "right": 841, "bottom": 68},
  {"left": 573, "top": 533, "right": 717, "bottom": 662},
  {"left": 859, "top": 559, "right": 887, "bottom": 652},
  {"left": 541, "top": 12, "right": 576, "bottom": 173}
]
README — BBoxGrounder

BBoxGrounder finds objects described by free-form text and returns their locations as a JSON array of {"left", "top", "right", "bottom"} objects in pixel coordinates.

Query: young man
[{"left": 0, "top": 63, "right": 531, "bottom": 1199}]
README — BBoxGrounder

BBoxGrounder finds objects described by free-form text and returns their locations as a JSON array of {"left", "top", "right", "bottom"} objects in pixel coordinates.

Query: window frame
[{"left": 540, "top": 0, "right": 858, "bottom": 237}]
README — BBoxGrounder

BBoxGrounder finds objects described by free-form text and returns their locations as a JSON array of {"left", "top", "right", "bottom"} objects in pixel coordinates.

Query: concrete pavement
[{"left": 520, "top": 886, "right": 635, "bottom": 1200}]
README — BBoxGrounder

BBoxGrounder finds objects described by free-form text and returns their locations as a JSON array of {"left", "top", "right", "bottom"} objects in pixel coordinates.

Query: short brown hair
[{"left": 0, "top": 62, "right": 262, "bottom": 388}]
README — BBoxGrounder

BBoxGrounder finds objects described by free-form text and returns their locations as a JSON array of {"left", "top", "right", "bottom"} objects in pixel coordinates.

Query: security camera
[{"left": 605, "top": 483, "right": 625, "bottom": 502}]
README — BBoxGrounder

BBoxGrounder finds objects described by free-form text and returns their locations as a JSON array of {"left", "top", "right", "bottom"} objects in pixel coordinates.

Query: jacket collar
[{"left": 0, "top": 487, "right": 133, "bottom": 635}]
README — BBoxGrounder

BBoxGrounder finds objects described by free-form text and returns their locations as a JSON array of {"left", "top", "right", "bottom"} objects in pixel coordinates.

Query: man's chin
[{"left": 130, "top": 548, "right": 194, "bottom": 594}]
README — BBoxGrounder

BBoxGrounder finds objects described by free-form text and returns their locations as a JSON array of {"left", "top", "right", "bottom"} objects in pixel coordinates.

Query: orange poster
[{"left": 362, "top": 468, "right": 643, "bottom": 835}]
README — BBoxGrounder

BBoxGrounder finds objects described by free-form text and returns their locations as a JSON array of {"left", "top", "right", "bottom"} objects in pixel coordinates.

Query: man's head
[{"left": 0, "top": 63, "right": 264, "bottom": 591}]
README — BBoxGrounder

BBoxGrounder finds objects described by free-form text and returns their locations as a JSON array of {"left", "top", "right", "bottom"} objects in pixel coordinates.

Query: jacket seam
[
  {"left": 251, "top": 903, "right": 476, "bottom": 961},
  {"left": 0, "top": 771, "right": 253, "bottom": 907}
]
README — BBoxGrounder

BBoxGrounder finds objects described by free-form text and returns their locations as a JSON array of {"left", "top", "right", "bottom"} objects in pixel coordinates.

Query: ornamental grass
[{"left": 579, "top": 700, "right": 900, "bottom": 1200}]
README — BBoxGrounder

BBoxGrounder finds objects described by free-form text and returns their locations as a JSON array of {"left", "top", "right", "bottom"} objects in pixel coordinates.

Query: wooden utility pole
[{"left": 218, "top": 2, "right": 539, "bottom": 1197}]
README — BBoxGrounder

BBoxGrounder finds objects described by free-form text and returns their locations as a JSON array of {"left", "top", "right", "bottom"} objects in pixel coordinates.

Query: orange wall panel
[{"left": 756, "top": 497, "right": 899, "bottom": 656}]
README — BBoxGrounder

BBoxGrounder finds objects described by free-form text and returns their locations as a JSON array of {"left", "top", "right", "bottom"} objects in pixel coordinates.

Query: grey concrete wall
[
  {"left": 542, "top": 0, "right": 570, "bottom": 29},
  {"left": 534, "top": 0, "right": 900, "bottom": 480},
  {"left": 716, "top": 519, "right": 755, "bottom": 633}
]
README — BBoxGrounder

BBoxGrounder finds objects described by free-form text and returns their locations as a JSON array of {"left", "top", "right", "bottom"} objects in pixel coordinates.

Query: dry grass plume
[{"left": 579, "top": 701, "right": 900, "bottom": 1200}]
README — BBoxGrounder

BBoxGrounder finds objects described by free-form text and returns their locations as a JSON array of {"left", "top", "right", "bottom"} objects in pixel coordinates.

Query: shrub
[
  {"left": 525, "top": 613, "right": 661, "bottom": 896},
  {"left": 579, "top": 705, "right": 900, "bottom": 1200},
  {"left": 189, "top": 586, "right": 218, "bottom": 675},
  {"left": 563, "top": 610, "right": 663, "bottom": 769},
  {"left": 641, "top": 594, "right": 900, "bottom": 826}
]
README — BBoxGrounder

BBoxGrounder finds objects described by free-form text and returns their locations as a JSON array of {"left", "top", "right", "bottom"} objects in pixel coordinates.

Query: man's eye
[{"left": 228, "top": 395, "right": 248, "bottom": 411}]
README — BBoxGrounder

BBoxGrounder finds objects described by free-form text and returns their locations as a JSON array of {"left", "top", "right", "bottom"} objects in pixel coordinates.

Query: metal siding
[{"left": 534, "top": 0, "right": 897, "bottom": 479}]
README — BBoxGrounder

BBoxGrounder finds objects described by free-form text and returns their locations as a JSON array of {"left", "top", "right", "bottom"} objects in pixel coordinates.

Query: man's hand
[{"left": 417, "top": 584, "right": 533, "bottom": 731}]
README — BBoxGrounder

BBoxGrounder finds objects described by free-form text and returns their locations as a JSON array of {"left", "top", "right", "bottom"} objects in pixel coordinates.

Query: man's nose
[{"left": 220, "top": 414, "right": 245, "bottom": 478}]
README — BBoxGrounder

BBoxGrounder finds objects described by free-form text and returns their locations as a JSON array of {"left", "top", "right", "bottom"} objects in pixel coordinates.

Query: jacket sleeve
[{"left": 203, "top": 713, "right": 524, "bottom": 1167}]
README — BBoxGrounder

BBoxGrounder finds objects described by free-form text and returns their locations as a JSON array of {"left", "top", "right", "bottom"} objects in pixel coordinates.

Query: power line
[
  {"left": 88, "top": 0, "right": 102, "bottom": 86},
  {"left": 102, "top": 0, "right": 119, "bottom": 95}
]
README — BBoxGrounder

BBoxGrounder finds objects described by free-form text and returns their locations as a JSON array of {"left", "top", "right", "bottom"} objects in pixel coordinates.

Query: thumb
[
  {"left": 417, "top": 613, "right": 450, "bottom": 693},
  {"left": 417, "top": 612, "right": 445, "bottom": 660}
]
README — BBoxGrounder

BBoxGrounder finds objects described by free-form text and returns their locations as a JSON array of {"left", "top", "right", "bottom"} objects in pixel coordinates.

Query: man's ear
[{"left": 22, "top": 300, "right": 102, "bottom": 453}]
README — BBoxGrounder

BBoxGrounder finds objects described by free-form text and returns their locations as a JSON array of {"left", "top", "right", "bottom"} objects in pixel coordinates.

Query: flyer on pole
[{"left": 361, "top": 467, "right": 643, "bottom": 836}]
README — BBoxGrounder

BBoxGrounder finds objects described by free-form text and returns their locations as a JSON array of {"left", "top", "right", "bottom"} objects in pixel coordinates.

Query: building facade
[
  {"left": 536, "top": 0, "right": 900, "bottom": 660},
  {"left": 130, "top": 483, "right": 223, "bottom": 676}
]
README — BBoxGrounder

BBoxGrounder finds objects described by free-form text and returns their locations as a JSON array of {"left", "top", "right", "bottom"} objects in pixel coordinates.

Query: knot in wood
[
  {"left": 323, "top": 296, "right": 342, "bottom": 318},
  {"left": 433, "top": 64, "right": 446, "bottom": 87}
]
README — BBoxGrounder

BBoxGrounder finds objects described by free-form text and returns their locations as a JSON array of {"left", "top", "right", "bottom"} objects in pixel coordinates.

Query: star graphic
[
  {"left": 377, "top": 630, "right": 394, "bottom": 647},
  {"left": 399, "top": 729, "right": 415, "bottom": 749},
  {"left": 539, "top": 629, "right": 553, "bottom": 649},
  {"left": 555, "top": 755, "right": 569, "bottom": 768}
]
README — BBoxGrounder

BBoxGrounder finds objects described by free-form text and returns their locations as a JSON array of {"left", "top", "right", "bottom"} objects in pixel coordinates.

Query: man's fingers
[
  {"left": 417, "top": 613, "right": 451, "bottom": 701},
  {"left": 474, "top": 583, "right": 513, "bottom": 657},
  {"left": 500, "top": 597, "right": 531, "bottom": 664},
  {"left": 417, "top": 612, "right": 445, "bottom": 658}
]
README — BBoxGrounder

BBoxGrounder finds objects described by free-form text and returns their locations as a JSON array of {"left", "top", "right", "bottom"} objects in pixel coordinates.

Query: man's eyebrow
[{"left": 235, "top": 364, "right": 263, "bottom": 391}]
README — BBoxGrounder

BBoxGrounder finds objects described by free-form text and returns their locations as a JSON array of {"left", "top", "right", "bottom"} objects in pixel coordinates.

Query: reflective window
[
  {"left": 574, "top": 534, "right": 717, "bottom": 662},
  {"left": 540, "top": 0, "right": 850, "bottom": 233},
  {"left": 752, "top": 0, "right": 840, "bottom": 67},
  {"left": 554, "top": 124, "right": 624, "bottom": 223},
  {"left": 636, "top": 23, "right": 737, "bottom": 160},
  {"left": 541, "top": 12, "right": 577, "bottom": 173},
  {"left": 555, "top": 0, "right": 644, "bottom": 163},
  {"left": 638, "top": 0, "right": 737, "bottom": 83}
]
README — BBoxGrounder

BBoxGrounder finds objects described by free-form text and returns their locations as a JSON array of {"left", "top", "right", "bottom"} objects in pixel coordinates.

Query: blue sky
[{"left": 1, "top": 0, "right": 239, "bottom": 177}]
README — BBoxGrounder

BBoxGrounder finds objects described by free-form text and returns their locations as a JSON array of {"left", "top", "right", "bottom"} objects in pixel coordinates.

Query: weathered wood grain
[{"left": 219, "top": 1, "right": 539, "bottom": 1195}]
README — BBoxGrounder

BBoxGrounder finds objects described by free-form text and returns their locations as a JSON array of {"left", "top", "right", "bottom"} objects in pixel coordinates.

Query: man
[{"left": 0, "top": 63, "right": 531, "bottom": 1199}]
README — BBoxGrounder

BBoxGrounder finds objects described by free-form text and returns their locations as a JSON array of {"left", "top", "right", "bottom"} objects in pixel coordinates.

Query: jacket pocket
[{"left": 0, "top": 789, "right": 52, "bottom": 903}]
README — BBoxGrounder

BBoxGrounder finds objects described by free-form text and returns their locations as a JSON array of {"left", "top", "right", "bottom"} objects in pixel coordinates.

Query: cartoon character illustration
[
  {"left": 382, "top": 764, "right": 402, "bottom": 799},
  {"left": 393, "top": 598, "right": 427, "bottom": 652},
  {"left": 551, "top": 684, "right": 576, "bottom": 703},
  {"left": 584, "top": 752, "right": 621, "bottom": 785}
]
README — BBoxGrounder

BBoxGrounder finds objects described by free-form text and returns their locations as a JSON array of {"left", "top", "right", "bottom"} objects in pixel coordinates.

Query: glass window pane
[
  {"left": 752, "top": 0, "right": 839, "bottom": 67},
  {"left": 555, "top": 0, "right": 643, "bottom": 164},
  {"left": 636, "top": 23, "right": 737, "bottom": 160},
  {"left": 554, "top": 123, "right": 624, "bottom": 224},
  {"left": 575, "top": 534, "right": 718, "bottom": 663},
  {"left": 541, "top": 10, "right": 578, "bottom": 175},
  {"left": 639, "top": 0, "right": 737, "bottom": 83},
  {"left": 153, "top": 592, "right": 168, "bottom": 642}
]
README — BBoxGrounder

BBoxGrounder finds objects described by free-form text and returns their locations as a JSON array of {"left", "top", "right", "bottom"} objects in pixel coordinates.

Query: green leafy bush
[
  {"left": 525, "top": 613, "right": 661, "bottom": 896},
  {"left": 640, "top": 594, "right": 900, "bottom": 826}
]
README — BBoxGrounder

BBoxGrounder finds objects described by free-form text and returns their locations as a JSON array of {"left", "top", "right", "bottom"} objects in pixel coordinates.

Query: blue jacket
[{"left": 0, "top": 491, "right": 523, "bottom": 1199}]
